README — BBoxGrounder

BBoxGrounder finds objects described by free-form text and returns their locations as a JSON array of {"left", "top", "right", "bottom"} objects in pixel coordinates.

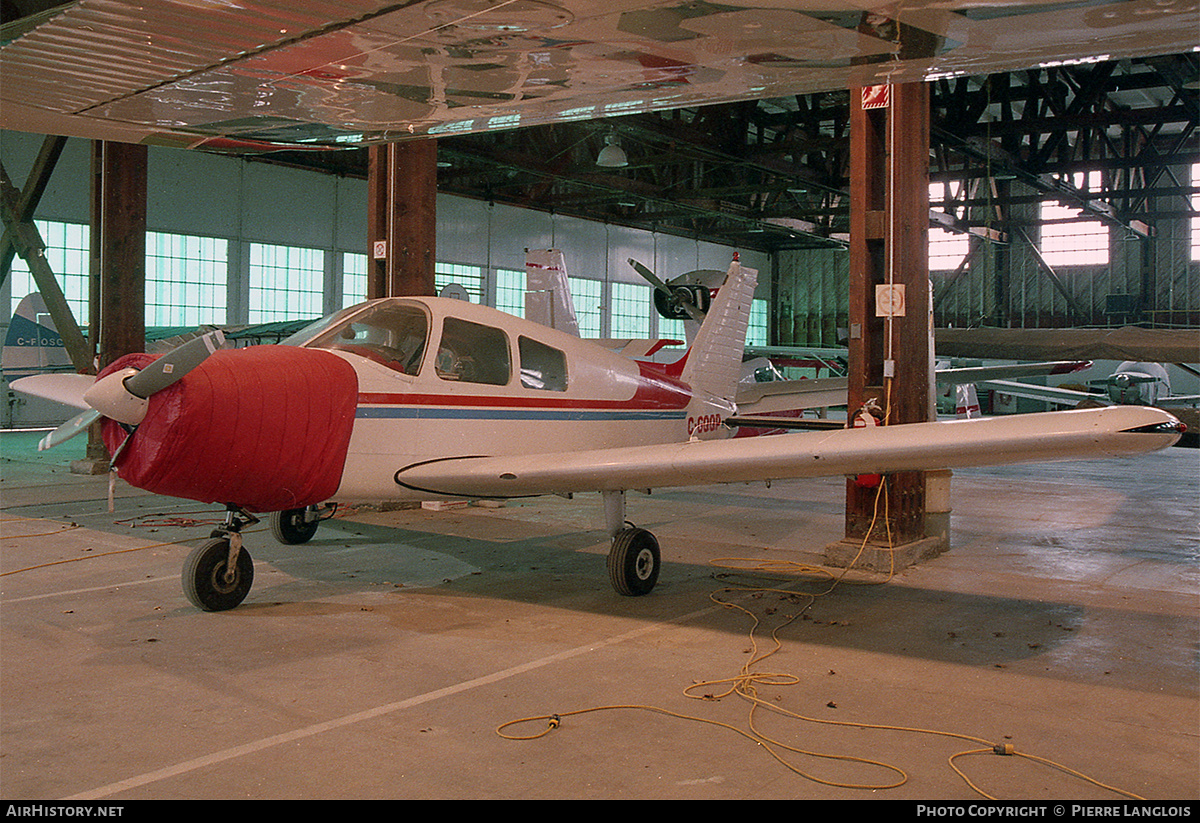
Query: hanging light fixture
[{"left": 596, "top": 129, "right": 628, "bottom": 168}]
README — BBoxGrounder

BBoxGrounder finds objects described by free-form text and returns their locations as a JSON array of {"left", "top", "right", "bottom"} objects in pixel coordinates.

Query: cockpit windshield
[{"left": 301, "top": 301, "right": 429, "bottom": 376}]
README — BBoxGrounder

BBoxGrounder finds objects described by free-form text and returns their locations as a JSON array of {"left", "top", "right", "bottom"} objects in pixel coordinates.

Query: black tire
[
  {"left": 607, "top": 527, "right": 660, "bottom": 596},
  {"left": 271, "top": 507, "right": 319, "bottom": 544},
  {"left": 182, "top": 538, "right": 254, "bottom": 611}
]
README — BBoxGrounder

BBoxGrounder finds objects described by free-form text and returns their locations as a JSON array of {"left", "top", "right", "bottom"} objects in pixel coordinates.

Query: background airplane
[
  {"left": 593, "top": 256, "right": 1099, "bottom": 426},
  {"left": 978, "top": 362, "right": 1200, "bottom": 409}
]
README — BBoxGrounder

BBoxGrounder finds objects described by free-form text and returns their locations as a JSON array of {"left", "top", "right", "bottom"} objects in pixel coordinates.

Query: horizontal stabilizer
[
  {"left": 735, "top": 377, "right": 849, "bottom": 414},
  {"left": 725, "top": 416, "right": 845, "bottom": 431}
]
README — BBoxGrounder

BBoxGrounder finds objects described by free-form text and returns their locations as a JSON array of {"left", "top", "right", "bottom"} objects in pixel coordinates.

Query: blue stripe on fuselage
[{"left": 356, "top": 406, "right": 684, "bottom": 422}]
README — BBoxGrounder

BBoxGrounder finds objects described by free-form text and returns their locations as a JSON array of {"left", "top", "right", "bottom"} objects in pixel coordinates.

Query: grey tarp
[{"left": 934, "top": 327, "right": 1199, "bottom": 364}]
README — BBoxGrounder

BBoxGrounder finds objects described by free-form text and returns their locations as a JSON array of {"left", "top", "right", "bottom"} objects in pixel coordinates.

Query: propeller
[
  {"left": 38, "top": 408, "right": 101, "bottom": 451},
  {"left": 29, "top": 330, "right": 225, "bottom": 452},
  {"left": 122, "top": 330, "right": 225, "bottom": 399},
  {"left": 627, "top": 258, "right": 709, "bottom": 323}
]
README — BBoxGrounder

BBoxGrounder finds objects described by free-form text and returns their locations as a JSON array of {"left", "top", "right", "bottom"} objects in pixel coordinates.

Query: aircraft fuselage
[{"left": 299, "top": 297, "right": 730, "bottom": 503}]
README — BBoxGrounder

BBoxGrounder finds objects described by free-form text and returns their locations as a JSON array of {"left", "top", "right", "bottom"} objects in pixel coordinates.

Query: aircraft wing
[
  {"left": 394, "top": 406, "right": 1182, "bottom": 499},
  {"left": 2, "top": 0, "right": 1194, "bottom": 149},
  {"left": 979, "top": 379, "right": 1106, "bottom": 406},
  {"left": 733, "top": 361, "right": 1092, "bottom": 414},
  {"left": 936, "top": 361, "right": 1091, "bottom": 384}
]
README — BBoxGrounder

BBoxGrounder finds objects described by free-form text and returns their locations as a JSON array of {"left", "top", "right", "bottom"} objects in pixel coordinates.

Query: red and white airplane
[
  {"left": 11, "top": 258, "right": 1185, "bottom": 610},
  {"left": 2, "top": 0, "right": 1191, "bottom": 610}
]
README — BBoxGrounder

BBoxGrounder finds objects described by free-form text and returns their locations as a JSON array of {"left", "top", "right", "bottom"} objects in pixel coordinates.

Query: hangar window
[
  {"left": 610, "top": 282, "right": 651, "bottom": 338},
  {"left": 248, "top": 243, "right": 325, "bottom": 322},
  {"left": 8, "top": 220, "right": 90, "bottom": 323},
  {"left": 660, "top": 316, "right": 686, "bottom": 344},
  {"left": 653, "top": 298, "right": 768, "bottom": 347},
  {"left": 1039, "top": 171, "right": 1109, "bottom": 266},
  {"left": 435, "top": 262, "right": 483, "bottom": 302},
  {"left": 436, "top": 317, "right": 511, "bottom": 385},
  {"left": 747, "top": 299, "right": 769, "bottom": 346},
  {"left": 568, "top": 277, "right": 603, "bottom": 337},
  {"left": 146, "top": 232, "right": 228, "bottom": 326},
  {"left": 495, "top": 268, "right": 526, "bottom": 317},
  {"left": 929, "top": 182, "right": 970, "bottom": 271},
  {"left": 342, "top": 252, "right": 368, "bottom": 307},
  {"left": 929, "top": 228, "right": 970, "bottom": 271},
  {"left": 1192, "top": 163, "right": 1200, "bottom": 262},
  {"left": 519, "top": 336, "right": 567, "bottom": 391}
]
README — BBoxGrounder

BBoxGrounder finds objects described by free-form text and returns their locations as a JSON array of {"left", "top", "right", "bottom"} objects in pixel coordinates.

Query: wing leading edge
[{"left": 394, "top": 405, "right": 1183, "bottom": 499}]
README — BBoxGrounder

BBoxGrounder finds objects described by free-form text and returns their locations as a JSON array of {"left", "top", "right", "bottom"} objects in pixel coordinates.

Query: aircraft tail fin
[
  {"left": 524, "top": 249, "right": 580, "bottom": 337},
  {"left": 955, "top": 384, "right": 982, "bottom": 419},
  {"left": 680, "top": 256, "right": 757, "bottom": 404},
  {"left": 3, "top": 293, "right": 74, "bottom": 383}
]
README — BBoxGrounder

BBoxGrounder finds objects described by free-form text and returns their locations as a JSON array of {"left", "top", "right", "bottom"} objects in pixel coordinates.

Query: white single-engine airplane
[
  {"left": 979, "top": 362, "right": 1200, "bottom": 409},
  {"left": 11, "top": 259, "right": 1185, "bottom": 610}
]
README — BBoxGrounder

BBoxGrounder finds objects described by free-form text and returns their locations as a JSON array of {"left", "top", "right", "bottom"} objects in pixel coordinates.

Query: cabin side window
[
  {"left": 519, "top": 336, "right": 568, "bottom": 392},
  {"left": 436, "top": 317, "right": 511, "bottom": 386}
]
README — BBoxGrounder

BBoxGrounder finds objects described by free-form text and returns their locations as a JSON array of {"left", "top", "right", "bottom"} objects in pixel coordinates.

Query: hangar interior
[{"left": 1, "top": 0, "right": 1198, "bottom": 803}]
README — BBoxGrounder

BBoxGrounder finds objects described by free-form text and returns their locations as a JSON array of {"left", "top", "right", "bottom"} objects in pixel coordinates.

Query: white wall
[
  {"left": 0, "top": 130, "right": 769, "bottom": 314},
  {"left": 1, "top": 130, "right": 770, "bottom": 426}
]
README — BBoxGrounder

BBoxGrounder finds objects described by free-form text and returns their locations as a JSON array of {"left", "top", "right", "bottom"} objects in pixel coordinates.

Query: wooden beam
[
  {"left": 0, "top": 134, "right": 66, "bottom": 282},
  {"left": 0, "top": 160, "right": 91, "bottom": 373}
]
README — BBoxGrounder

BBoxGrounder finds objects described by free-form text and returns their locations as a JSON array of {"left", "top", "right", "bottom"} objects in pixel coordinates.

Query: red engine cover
[{"left": 100, "top": 346, "right": 358, "bottom": 512}]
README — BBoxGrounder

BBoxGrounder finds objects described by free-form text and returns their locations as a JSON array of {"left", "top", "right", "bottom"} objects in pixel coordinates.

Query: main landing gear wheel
[
  {"left": 182, "top": 537, "right": 254, "bottom": 612},
  {"left": 607, "top": 527, "right": 660, "bottom": 596},
  {"left": 271, "top": 506, "right": 320, "bottom": 545}
]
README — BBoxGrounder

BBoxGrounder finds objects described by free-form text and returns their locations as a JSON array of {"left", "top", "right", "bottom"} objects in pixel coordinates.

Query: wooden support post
[
  {"left": 74, "top": 141, "right": 147, "bottom": 475},
  {"left": 828, "top": 81, "right": 943, "bottom": 571},
  {"left": 367, "top": 141, "right": 437, "bottom": 298},
  {"left": 92, "top": 141, "right": 146, "bottom": 370}
]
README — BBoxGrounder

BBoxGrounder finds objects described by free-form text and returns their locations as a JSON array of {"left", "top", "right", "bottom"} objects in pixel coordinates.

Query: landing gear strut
[
  {"left": 182, "top": 507, "right": 258, "bottom": 611},
  {"left": 602, "top": 490, "right": 660, "bottom": 596}
]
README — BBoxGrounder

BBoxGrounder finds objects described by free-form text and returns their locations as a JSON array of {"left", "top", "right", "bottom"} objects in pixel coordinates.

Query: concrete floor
[{"left": 1, "top": 428, "right": 1196, "bottom": 800}]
